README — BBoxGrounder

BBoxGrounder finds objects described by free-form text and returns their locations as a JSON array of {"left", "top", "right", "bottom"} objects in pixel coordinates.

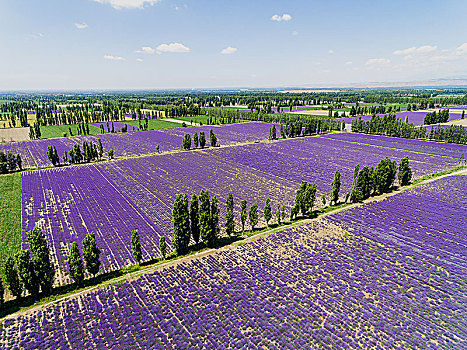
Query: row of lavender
[
  {"left": 1, "top": 122, "right": 276, "bottom": 168},
  {"left": 321, "top": 132, "right": 467, "bottom": 159},
  {"left": 21, "top": 135, "right": 463, "bottom": 283},
  {"left": 6, "top": 175, "right": 466, "bottom": 348}
]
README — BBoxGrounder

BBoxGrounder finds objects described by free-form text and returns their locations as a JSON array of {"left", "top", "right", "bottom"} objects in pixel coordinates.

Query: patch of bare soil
[{"left": 0, "top": 127, "right": 30, "bottom": 142}]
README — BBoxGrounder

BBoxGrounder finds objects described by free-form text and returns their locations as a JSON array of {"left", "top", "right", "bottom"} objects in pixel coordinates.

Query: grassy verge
[
  {"left": 412, "top": 164, "right": 467, "bottom": 184},
  {"left": 0, "top": 173, "right": 22, "bottom": 267},
  {"left": 124, "top": 119, "right": 187, "bottom": 130},
  {"left": 40, "top": 124, "right": 102, "bottom": 139}
]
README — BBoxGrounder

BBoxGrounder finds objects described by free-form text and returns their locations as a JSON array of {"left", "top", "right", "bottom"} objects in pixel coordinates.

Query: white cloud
[
  {"left": 136, "top": 58, "right": 143, "bottom": 62},
  {"left": 75, "top": 23, "right": 88, "bottom": 29},
  {"left": 271, "top": 14, "right": 292, "bottom": 22},
  {"left": 328, "top": 50, "right": 334, "bottom": 54},
  {"left": 365, "top": 58, "right": 390, "bottom": 66},
  {"left": 104, "top": 55, "right": 125, "bottom": 61},
  {"left": 91, "top": 0, "right": 160, "bottom": 10},
  {"left": 292, "top": 31, "right": 298, "bottom": 36},
  {"left": 156, "top": 42, "right": 190, "bottom": 53},
  {"left": 136, "top": 46, "right": 156, "bottom": 54},
  {"left": 345, "top": 61, "right": 353, "bottom": 65},
  {"left": 394, "top": 45, "right": 437, "bottom": 55},
  {"left": 221, "top": 46, "right": 237, "bottom": 55},
  {"left": 456, "top": 42, "right": 467, "bottom": 55}
]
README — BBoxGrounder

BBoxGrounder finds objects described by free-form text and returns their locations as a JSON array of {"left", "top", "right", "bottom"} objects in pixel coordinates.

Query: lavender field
[
  {"left": 338, "top": 111, "right": 461, "bottom": 126},
  {"left": 0, "top": 122, "right": 276, "bottom": 168},
  {"left": 5, "top": 175, "right": 466, "bottom": 349},
  {"left": 321, "top": 132, "right": 467, "bottom": 158},
  {"left": 21, "top": 135, "right": 463, "bottom": 282}
]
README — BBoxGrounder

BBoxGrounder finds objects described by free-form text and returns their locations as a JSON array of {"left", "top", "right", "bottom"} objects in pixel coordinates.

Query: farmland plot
[
  {"left": 321, "top": 132, "right": 467, "bottom": 158},
  {"left": 5, "top": 175, "right": 466, "bottom": 349},
  {"left": 0, "top": 122, "right": 278, "bottom": 168},
  {"left": 21, "top": 136, "right": 463, "bottom": 282}
]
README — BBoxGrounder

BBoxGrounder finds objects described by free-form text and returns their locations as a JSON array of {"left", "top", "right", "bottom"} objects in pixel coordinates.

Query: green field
[
  {"left": 0, "top": 173, "right": 22, "bottom": 266},
  {"left": 125, "top": 119, "right": 186, "bottom": 130},
  {"left": 175, "top": 115, "right": 247, "bottom": 125},
  {"left": 41, "top": 124, "right": 102, "bottom": 139}
]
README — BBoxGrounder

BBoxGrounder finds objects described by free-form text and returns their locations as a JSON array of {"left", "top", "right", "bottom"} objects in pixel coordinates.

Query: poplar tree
[
  {"left": 16, "top": 154, "right": 22, "bottom": 171},
  {"left": 190, "top": 194, "right": 200, "bottom": 244},
  {"left": 199, "top": 131, "right": 206, "bottom": 148},
  {"left": 398, "top": 157, "right": 412, "bottom": 187},
  {"left": 210, "top": 129, "right": 217, "bottom": 147},
  {"left": 193, "top": 132, "right": 199, "bottom": 148},
  {"left": 225, "top": 193, "right": 235, "bottom": 237},
  {"left": 276, "top": 206, "right": 281, "bottom": 225},
  {"left": 172, "top": 194, "right": 190, "bottom": 255},
  {"left": 4, "top": 256, "right": 22, "bottom": 299},
  {"left": 353, "top": 166, "right": 373, "bottom": 202},
  {"left": 131, "top": 229, "right": 142, "bottom": 263},
  {"left": 210, "top": 195, "right": 220, "bottom": 245},
  {"left": 330, "top": 170, "right": 341, "bottom": 205},
  {"left": 27, "top": 227, "right": 55, "bottom": 295},
  {"left": 182, "top": 134, "right": 192, "bottom": 150},
  {"left": 199, "top": 190, "right": 213, "bottom": 246},
  {"left": 15, "top": 250, "right": 39, "bottom": 297},
  {"left": 349, "top": 164, "right": 360, "bottom": 202},
  {"left": 240, "top": 199, "right": 247, "bottom": 232},
  {"left": 294, "top": 181, "right": 317, "bottom": 217},
  {"left": 68, "top": 242, "right": 84, "bottom": 287},
  {"left": 264, "top": 198, "right": 272, "bottom": 226},
  {"left": 374, "top": 157, "right": 397, "bottom": 194},
  {"left": 159, "top": 236, "right": 167, "bottom": 259},
  {"left": 249, "top": 204, "right": 259, "bottom": 231},
  {"left": 82, "top": 232, "right": 101, "bottom": 276},
  {"left": 98, "top": 139, "right": 103, "bottom": 159}
]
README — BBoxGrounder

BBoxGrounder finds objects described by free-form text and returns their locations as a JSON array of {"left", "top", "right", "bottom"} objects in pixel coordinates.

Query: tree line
[
  {"left": 1, "top": 228, "right": 101, "bottom": 306},
  {"left": 351, "top": 114, "right": 467, "bottom": 144},
  {"left": 347, "top": 157, "right": 412, "bottom": 203},
  {"left": 47, "top": 139, "right": 110, "bottom": 167},
  {"left": 424, "top": 109, "right": 450, "bottom": 125},
  {"left": 0, "top": 151, "right": 22, "bottom": 174},
  {"left": 182, "top": 129, "right": 217, "bottom": 150}
]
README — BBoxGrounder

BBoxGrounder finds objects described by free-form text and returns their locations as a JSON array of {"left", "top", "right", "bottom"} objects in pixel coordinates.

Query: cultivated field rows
[
  {"left": 1, "top": 122, "right": 277, "bottom": 168},
  {"left": 5, "top": 175, "right": 466, "bottom": 348},
  {"left": 21, "top": 135, "right": 465, "bottom": 283}
]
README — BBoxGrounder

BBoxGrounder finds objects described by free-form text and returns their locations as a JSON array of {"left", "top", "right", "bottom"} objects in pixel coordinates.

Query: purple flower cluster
[
  {"left": 322, "top": 132, "right": 467, "bottom": 158},
  {"left": 90, "top": 122, "right": 139, "bottom": 132},
  {"left": 4, "top": 175, "right": 465, "bottom": 348},
  {"left": 21, "top": 135, "right": 461, "bottom": 282}
]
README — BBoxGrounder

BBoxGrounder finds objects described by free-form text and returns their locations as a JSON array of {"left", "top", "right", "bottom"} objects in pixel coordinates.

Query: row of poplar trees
[
  {"left": 47, "top": 139, "right": 104, "bottom": 167},
  {"left": 348, "top": 157, "right": 412, "bottom": 203},
  {"left": 1, "top": 228, "right": 101, "bottom": 306},
  {"left": 182, "top": 129, "right": 218, "bottom": 150},
  {"left": 172, "top": 191, "right": 220, "bottom": 255}
]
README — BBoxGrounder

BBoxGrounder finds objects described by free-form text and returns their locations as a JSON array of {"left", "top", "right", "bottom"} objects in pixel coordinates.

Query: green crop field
[
  {"left": 0, "top": 173, "right": 22, "bottom": 266},
  {"left": 41, "top": 124, "right": 102, "bottom": 139},
  {"left": 125, "top": 119, "right": 186, "bottom": 130}
]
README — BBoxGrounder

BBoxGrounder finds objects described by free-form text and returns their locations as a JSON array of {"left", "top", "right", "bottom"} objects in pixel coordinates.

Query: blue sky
[{"left": 0, "top": 0, "right": 466, "bottom": 90}]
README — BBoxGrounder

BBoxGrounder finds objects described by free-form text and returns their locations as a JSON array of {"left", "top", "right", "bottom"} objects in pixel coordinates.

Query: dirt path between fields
[
  {"left": 3, "top": 166, "right": 465, "bottom": 321},
  {"left": 164, "top": 118, "right": 201, "bottom": 126}
]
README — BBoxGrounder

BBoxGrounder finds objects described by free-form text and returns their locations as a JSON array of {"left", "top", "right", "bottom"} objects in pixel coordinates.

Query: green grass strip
[{"left": 0, "top": 173, "right": 22, "bottom": 267}]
